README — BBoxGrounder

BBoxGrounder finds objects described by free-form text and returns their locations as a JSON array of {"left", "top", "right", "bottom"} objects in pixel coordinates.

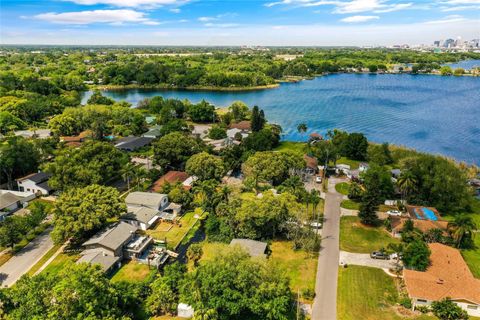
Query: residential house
[
  {"left": 141, "top": 125, "right": 162, "bottom": 138},
  {"left": 227, "top": 128, "right": 249, "bottom": 140},
  {"left": 303, "top": 154, "right": 318, "bottom": 175},
  {"left": 389, "top": 206, "right": 448, "bottom": 238},
  {"left": 404, "top": 243, "right": 480, "bottom": 317},
  {"left": 0, "top": 190, "right": 36, "bottom": 220},
  {"left": 150, "top": 171, "right": 193, "bottom": 192},
  {"left": 308, "top": 132, "right": 323, "bottom": 144},
  {"left": 191, "top": 124, "right": 211, "bottom": 139},
  {"left": 359, "top": 162, "right": 369, "bottom": 172},
  {"left": 79, "top": 222, "right": 153, "bottom": 273},
  {"left": 347, "top": 169, "right": 360, "bottom": 181},
  {"left": 230, "top": 238, "right": 268, "bottom": 258},
  {"left": 125, "top": 191, "right": 169, "bottom": 211},
  {"left": 205, "top": 137, "right": 236, "bottom": 151},
  {"left": 115, "top": 136, "right": 154, "bottom": 152},
  {"left": 14, "top": 129, "right": 52, "bottom": 139},
  {"left": 16, "top": 172, "right": 53, "bottom": 195},
  {"left": 229, "top": 121, "right": 251, "bottom": 132}
]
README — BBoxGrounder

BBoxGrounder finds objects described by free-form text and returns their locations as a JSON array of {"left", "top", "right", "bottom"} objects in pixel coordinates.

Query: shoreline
[{"left": 91, "top": 71, "right": 478, "bottom": 93}]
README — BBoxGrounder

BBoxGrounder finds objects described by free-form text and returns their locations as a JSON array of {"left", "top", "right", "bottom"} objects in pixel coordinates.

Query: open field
[
  {"left": 462, "top": 234, "right": 480, "bottom": 278},
  {"left": 340, "top": 216, "right": 400, "bottom": 253},
  {"left": 111, "top": 260, "right": 155, "bottom": 282},
  {"left": 336, "top": 157, "right": 361, "bottom": 170},
  {"left": 274, "top": 141, "right": 306, "bottom": 156},
  {"left": 337, "top": 265, "right": 436, "bottom": 320}
]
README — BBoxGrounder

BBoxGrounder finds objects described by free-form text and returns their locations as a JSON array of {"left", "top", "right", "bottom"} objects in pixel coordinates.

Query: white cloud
[
  {"left": 441, "top": 0, "right": 480, "bottom": 3},
  {"left": 66, "top": 0, "right": 188, "bottom": 8},
  {"left": 373, "top": 3, "right": 412, "bottom": 12},
  {"left": 341, "top": 15, "right": 379, "bottom": 22},
  {"left": 203, "top": 23, "right": 239, "bottom": 28},
  {"left": 198, "top": 16, "right": 216, "bottom": 22},
  {"left": 423, "top": 14, "right": 467, "bottom": 24},
  {"left": 35, "top": 9, "right": 158, "bottom": 25},
  {"left": 265, "top": 0, "right": 414, "bottom": 14},
  {"left": 440, "top": 5, "right": 480, "bottom": 10},
  {"left": 170, "top": 8, "right": 181, "bottom": 13}
]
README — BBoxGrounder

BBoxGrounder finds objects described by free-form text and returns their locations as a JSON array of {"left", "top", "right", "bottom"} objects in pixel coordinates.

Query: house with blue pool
[{"left": 389, "top": 205, "right": 449, "bottom": 238}]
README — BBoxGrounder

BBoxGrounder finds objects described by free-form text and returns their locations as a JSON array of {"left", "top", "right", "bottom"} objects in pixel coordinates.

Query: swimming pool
[{"left": 415, "top": 207, "right": 438, "bottom": 221}]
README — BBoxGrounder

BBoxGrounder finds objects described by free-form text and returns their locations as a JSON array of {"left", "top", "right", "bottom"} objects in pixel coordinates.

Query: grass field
[
  {"left": 274, "top": 141, "right": 306, "bottom": 156},
  {"left": 0, "top": 251, "right": 12, "bottom": 267},
  {"left": 341, "top": 199, "right": 360, "bottom": 210},
  {"left": 337, "top": 265, "right": 436, "bottom": 320},
  {"left": 340, "top": 216, "right": 400, "bottom": 253},
  {"left": 336, "top": 157, "right": 361, "bottom": 170},
  {"left": 146, "top": 210, "right": 200, "bottom": 249},
  {"left": 42, "top": 252, "right": 80, "bottom": 276},
  {"left": 111, "top": 260, "right": 155, "bottom": 282},
  {"left": 335, "top": 182, "right": 350, "bottom": 195},
  {"left": 462, "top": 234, "right": 480, "bottom": 278},
  {"left": 27, "top": 244, "right": 62, "bottom": 276}
]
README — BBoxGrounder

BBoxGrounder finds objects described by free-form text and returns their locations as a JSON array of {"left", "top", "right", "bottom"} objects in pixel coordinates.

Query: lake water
[{"left": 83, "top": 73, "right": 480, "bottom": 164}]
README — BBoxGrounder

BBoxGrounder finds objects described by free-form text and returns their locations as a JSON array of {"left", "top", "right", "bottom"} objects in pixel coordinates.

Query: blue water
[
  {"left": 421, "top": 208, "right": 438, "bottom": 221},
  {"left": 83, "top": 73, "right": 480, "bottom": 164},
  {"left": 444, "top": 60, "right": 480, "bottom": 70}
]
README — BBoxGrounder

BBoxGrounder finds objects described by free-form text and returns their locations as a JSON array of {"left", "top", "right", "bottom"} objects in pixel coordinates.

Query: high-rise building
[
  {"left": 433, "top": 40, "right": 441, "bottom": 47},
  {"left": 444, "top": 38, "right": 455, "bottom": 48}
]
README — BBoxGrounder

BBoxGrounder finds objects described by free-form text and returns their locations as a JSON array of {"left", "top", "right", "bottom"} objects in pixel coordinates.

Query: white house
[
  {"left": 122, "top": 192, "right": 171, "bottom": 230},
  {"left": 125, "top": 192, "right": 169, "bottom": 211},
  {"left": 0, "top": 190, "right": 36, "bottom": 221},
  {"left": 16, "top": 172, "right": 53, "bottom": 195}
]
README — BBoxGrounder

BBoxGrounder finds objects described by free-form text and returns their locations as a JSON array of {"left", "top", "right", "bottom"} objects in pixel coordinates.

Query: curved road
[{"left": 312, "top": 178, "right": 344, "bottom": 320}]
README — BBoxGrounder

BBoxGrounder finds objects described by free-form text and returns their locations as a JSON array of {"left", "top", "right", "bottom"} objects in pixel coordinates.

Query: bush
[
  {"left": 302, "top": 288, "right": 316, "bottom": 300},
  {"left": 399, "top": 297, "right": 412, "bottom": 309},
  {"left": 415, "top": 305, "right": 430, "bottom": 314}
]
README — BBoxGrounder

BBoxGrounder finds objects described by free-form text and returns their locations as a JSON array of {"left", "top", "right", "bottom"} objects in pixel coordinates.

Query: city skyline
[{"left": 1, "top": 0, "right": 479, "bottom": 46}]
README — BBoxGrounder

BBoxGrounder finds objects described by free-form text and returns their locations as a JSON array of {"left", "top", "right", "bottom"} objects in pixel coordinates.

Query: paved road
[
  {"left": 0, "top": 228, "right": 53, "bottom": 287},
  {"left": 339, "top": 251, "right": 399, "bottom": 270},
  {"left": 312, "top": 178, "right": 344, "bottom": 320}
]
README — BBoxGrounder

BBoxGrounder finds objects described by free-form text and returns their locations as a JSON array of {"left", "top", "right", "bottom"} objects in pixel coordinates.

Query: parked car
[
  {"left": 315, "top": 176, "right": 322, "bottom": 184},
  {"left": 370, "top": 251, "right": 390, "bottom": 260},
  {"left": 310, "top": 222, "right": 322, "bottom": 229},
  {"left": 386, "top": 210, "right": 401, "bottom": 216}
]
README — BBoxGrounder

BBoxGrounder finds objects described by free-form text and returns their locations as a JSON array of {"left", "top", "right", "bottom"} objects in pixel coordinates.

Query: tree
[
  {"left": 242, "top": 151, "right": 304, "bottom": 186},
  {"left": 187, "top": 243, "right": 203, "bottom": 266},
  {"left": 431, "top": 298, "right": 469, "bottom": 320},
  {"left": 0, "top": 111, "right": 26, "bottom": 134},
  {"left": 0, "top": 136, "right": 40, "bottom": 189},
  {"left": 367, "top": 143, "right": 392, "bottom": 166},
  {"left": 448, "top": 214, "right": 477, "bottom": 249},
  {"left": 362, "top": 164, "right": 394, "bottom": 204},
  {"left": 186, "top": 152, "right": 225, "bottom": 181},
  {"left": 188, "top": 100, "right": 216, "bottom": 123},
  {"left": 146, "top": 277, "right": 177, "bottom": 316},
  {"left": 180, "top": 249, "right": 292, "bottom": 320},
  {"left": 348, "top": 182, "right": 363, "bottom": 200},
  {"left": 87, "top": 90, "right": 115, "bottom": 105},
  {"left": 250, "top": 105, "right": 265, "bottom": 132},
  {"left": 47, "top": 113, "right": 79, "bottom": 136},
  {"left": 439, "top": 66, "right": 453, "bottom": 76},
  {"left": 44, "top": 141, "right": 127, "bottom": 190},
  {"left": 208, "top": 125, "right": 227, "bottom": 140},
  {"left": 344, "top": 132, "right": 368, "bottom": 160},
  {"left": 402, "top": 239, "right": 431, "bottom": 271},
  {"left": 297, "top": 122, "right": 307, "bottom": 139},
  {"left": 121, "top": 162, "right": 136, "bottom": 190},
  {"left": 0, "top": 217, "right": 23, "bottom": 249},
  {"left": 243, "top": 128, "right": 280, "bottom": 151},
  {"left": 358, "top": 193, "right": 379, "bottom": 226},
  {"left": 229, "top": 101, "right": 249, "bottom": 122},
  {"left": 397, "top": 170, "right": 417, "bottom": 200},
  {"left": 153, "top": 132, "right": 204, "bottom": 169},
  {"left": 51, "top": 185, "right": 126, "bottom": 244}
]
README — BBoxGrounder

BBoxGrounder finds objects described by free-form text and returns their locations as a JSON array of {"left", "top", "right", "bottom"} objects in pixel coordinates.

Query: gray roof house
[
  {"left": 142, "top": 125, "right": 162, "bottom": 138},
  {"left": 230, "top": 239, "right": 268, "bottom": 258},
  {"left": 82, "top": 222, "right": 138, "bottom": 257},
  {"left": 115, "top": 136, "right": 154, "bottom": 152},
  {"left": 122, "top": 206, "right": 160, "bottom": 231},
  {"left": 76, "top": 251, "right": 121, "bottom": 274},
  {"left": 17, "top": 172, "right": 53, "bottom": 195},
  {"left": 125, "top": 192, "right": 169, "bottom": 211}
]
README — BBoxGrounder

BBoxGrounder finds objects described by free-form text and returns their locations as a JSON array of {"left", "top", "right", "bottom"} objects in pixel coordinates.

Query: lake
[{"left": 83, "top": 73, "right": 480, "bottom": 164}]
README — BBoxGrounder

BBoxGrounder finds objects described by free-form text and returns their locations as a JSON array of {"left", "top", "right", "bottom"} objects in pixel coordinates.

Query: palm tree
[
  {"left": 448, "top": 215, "right": 477, "bottom": 248},
  {"left": 397, "top": 170, "right": 417, "bottom": 200},
  {"left": 218, "top": 185, "right": 231, "bottom": 203},
  {"left": 297, "top": 123, "right": 307, "bottom": 140},
  {"left": 121, "top": 162, "right": 136, "bottom": 190}
]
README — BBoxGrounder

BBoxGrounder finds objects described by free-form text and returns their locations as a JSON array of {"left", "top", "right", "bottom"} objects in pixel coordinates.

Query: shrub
[
  {"left": 399, "top": 297, "right": 412, "bottom": 309},
  {"left": 302, "top": 288, "right": 315, "bottom": 300},
  {"left": 415, "top": 305, "right": 430, "bottom": 314}
]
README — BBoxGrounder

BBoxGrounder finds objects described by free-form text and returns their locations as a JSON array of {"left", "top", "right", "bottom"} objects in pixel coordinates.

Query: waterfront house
[
  {"left": 389, "top": 206, "right": 448, "bottom": 238},
  {"left": 404, "top": 243, "right": 480, "bottom": 317},
  {"left": 229, "top": 120, "right": 251, "bottom": 132},
  {"left": 16, "top": 172, "right": 53, "bottom": 196},
  {"left": 303, "top": 154, "right": 318, "bottom": 175}
]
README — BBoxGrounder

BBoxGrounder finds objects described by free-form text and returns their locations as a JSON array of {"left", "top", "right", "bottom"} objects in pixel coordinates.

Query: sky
[{"left": 1, "top": 0, "right": 479, "bottom": 46}]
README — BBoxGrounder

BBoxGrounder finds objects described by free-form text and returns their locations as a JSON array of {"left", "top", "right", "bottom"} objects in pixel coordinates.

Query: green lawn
[
  {"left": 336, "top": 157, "right": 361, "bottom": 170},
  {"left": 462, "top": 234, "right": 480, "bottom": 279},
  {"left": 340, "top": 216, "right": 400, "bottom": 253},
  {"left": 335, "top": 182, "right": 350, "bottom": 195},
  {"left": 146, "top": 210, "right": 200, "bottom": 249},
  {"left": 337, "top": 265, "right": 436, "bottom": 320},
  {"left": 273, "top": 141, "right": 306, "bottom": 156},
  {"left": 27, "top": 244, "right": 62, "bottom": 276},
  {"left": 111, "top": 260, "right": 155, "bottom": 282},
  {"left": 341, "top": 199, "right": 360, "bottom": 210},
  {"left": 42, "top": 252, "right": 80, "bottom": 276}
]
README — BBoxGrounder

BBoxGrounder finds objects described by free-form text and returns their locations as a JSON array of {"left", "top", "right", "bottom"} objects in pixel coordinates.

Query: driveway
[
  {"left": 311, "top": 177, "right": 345, "bottom": 320},
  {"left": 0, "top": 227, "right": 54, "bottom": 287},
  {"left": 339, "top": 251, "right": 399, "bottom": 270}
]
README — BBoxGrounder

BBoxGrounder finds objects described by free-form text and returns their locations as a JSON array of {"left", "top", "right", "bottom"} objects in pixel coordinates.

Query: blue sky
[{"left": 1, "top": 0, "right": 479, "bottom": 45}]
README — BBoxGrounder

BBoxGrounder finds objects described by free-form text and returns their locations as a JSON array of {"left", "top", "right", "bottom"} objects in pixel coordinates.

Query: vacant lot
[
  {"left": 340, "top": 216, "right": 399, "bottom": 253},
  {"left": 337, "top": 265, "right": 435, "bottom": 320}
]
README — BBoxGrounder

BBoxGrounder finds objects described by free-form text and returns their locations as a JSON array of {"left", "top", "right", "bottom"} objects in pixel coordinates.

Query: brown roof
[
  {"left": 61, "top": 136, "right": 83, "bottom": 142},
  {"left": 406, "top": 205, "right": 441, "bottom": 220},
  {"left": 309, "top": 133, "right": 323, "bottom": 139},
  {"left": 304, "top": 154, "right": 318, "bottom": 169},
  {"left": 229, "top": 121, "right": 251, "bottom": 131},
  {"left": 404, "top": 243, "right": 480, "bottom": 304},
  {"left": 150, "top": 171, "right": 189, "bottom": 192},
  {"left": 65, "top": 141, "right": 83, "bottom": 148},
  {"left": 390, "top": 216, "right": 449, "bottom": 234}
]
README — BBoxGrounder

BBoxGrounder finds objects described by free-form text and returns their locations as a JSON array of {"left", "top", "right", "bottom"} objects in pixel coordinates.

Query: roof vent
[{"left": 436, "top": 279, "right": 444, "bottom": 284}]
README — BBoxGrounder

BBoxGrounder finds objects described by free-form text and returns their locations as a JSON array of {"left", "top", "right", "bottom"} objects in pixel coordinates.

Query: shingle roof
[
  {"left": 390, "top": 216, "right": 449, "bottom": 234},
  {"left": 115, "top": 137, "right": 154, "bottom": 151},
  {"left": 77, "top": 251, "right": 121, "bottom": 272},
  {"left": 125, "top": 191, "right": 167, "bottom": 209},
  {"left": 150, "top": 171, "right": 190, "bottom": 192},
  {"left": 17, "top": 172, "right": 51, "bottom": 183},
  {"left": 229, "top": 121, "right": 251, "bottom": 131},
  {"left": 404, "top": 243, "right": 480, "bottom": 304},
  {"left": 0, "top": 192, "right": 21, "bottom": 210},
  {"left": 230, "top": 239, "right": 267, "bottom": 257},
  {"left": 304, "top": 154, "right": 318, "bottom": 169},
  {"left": 124, "top": 206, "right": 159, "bottom": 224},
  {"left": 82, "top": 222, "right": 137, "bottom": 251}
]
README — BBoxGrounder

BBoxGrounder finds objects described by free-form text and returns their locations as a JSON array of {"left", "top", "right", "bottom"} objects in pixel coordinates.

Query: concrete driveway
[
  {"left": 311, "top": 177, "right": 345, "bottom": 320},
  {"left": 0, "top": 227, "right": 54, "bottom": 287},
  {"left": 339, "top": 251, "right": 400, "bottom": 269}
]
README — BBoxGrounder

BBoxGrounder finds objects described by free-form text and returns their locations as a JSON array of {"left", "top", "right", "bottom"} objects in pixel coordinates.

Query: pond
[{"left": 83, "top": 73, "right": 480, "bottom": 164}]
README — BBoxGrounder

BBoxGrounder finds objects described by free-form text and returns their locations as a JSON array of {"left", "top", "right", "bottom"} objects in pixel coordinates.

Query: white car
[
  {"left": 315, "top": 176, "right": 322, "bottom": 184},
  {"left": 387, "top": 210, "right": 402, "bottom": 216},
  {"left": 310, "top": 222, "right": 322, "bottom": 229}
]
